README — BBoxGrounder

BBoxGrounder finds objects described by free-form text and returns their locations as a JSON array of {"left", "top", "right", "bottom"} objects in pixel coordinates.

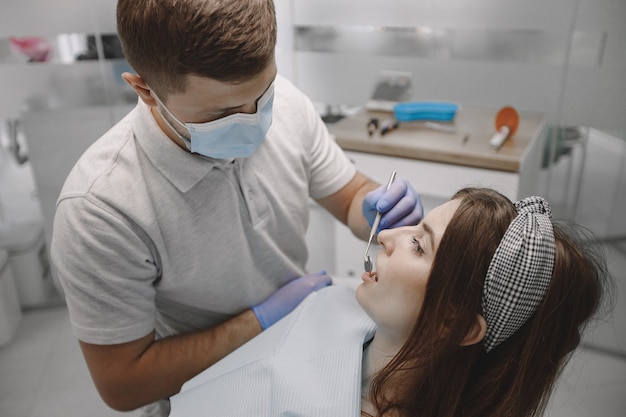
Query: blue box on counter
[{"left": 393, "top": 102, "right": 459, "bottom": 122}]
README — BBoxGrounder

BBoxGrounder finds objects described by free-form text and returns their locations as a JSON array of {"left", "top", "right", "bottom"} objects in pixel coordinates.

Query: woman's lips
[{"left": 361, "top": 271, "right": 378, "bottom": 282}]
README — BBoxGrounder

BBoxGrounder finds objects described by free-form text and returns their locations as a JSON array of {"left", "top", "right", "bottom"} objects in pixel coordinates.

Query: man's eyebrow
[{"left": 422, "top": 222, "right": 435, "bottom": 252}]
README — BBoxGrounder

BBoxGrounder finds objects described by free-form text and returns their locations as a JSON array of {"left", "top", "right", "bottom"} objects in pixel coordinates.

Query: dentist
[{"left": 50, "top": 1, "right": 423, "bottom": 416}]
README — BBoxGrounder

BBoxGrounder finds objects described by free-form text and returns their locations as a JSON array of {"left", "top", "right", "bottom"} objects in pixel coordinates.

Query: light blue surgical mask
[{"left": 152, "top": 82, "right": 274, "bottom": 159}]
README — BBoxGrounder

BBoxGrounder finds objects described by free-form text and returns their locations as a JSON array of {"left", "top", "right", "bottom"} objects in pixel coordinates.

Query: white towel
[{"left": 169, "top": 285, "right": 376, "bottom": 417}]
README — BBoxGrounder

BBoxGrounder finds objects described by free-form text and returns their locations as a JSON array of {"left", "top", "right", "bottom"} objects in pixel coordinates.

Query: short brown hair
[
  {"left": 116, "top": 0, "right": 277, "bottom": 97},
  {"left": 370, "top": 188, "right": 611, "bottom": 417}
]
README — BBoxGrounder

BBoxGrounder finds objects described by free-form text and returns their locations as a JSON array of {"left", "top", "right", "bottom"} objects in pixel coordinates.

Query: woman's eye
[{"left": 411, "top": 236, "right": 424, "bottom": 255}]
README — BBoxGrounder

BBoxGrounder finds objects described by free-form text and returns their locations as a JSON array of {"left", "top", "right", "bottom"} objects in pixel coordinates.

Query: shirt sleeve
[
  {"left": 51, "top": 194, "right": 159, "bottom": 345},
  {"left": 277, "top": 76, "right": 357, "bottom": 200}
]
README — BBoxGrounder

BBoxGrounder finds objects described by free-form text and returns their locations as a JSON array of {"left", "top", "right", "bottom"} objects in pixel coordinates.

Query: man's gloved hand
[
  {"left": 252, "top": 270, "right": 332, "bottom": 330},
  {"left": 362, "top": 178, "right": 424, "bottom": 232}
]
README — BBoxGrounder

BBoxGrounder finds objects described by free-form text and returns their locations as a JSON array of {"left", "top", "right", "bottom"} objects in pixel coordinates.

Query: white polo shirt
[{"left": 51, "top": 75, "right": 356, "bottom": 345}]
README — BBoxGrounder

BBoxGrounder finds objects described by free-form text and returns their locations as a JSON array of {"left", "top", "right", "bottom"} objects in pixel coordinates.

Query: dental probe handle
[
  {"left": 371, "top": 170, "right": 397, "bottom": 235},
  {"left": 363, "top": 170, "right": 398, "bottom": 273},
  {"left": 370, "top": 213, "right": 383, "bottom": 240}
]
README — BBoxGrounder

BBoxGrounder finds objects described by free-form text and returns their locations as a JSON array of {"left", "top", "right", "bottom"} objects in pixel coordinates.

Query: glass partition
[{"left": 0, "top": 33, "right": 124, "bottom": 64}]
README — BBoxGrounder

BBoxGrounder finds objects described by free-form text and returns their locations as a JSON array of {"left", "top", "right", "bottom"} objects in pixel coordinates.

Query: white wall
[
  {"left": 277, "top": 0, "right": 626, "bottom": 136},
  {"left": 0, "top": 0, "right": 120, "bottom": 226},
  {"left": 0, "top": 0, "right": 624, "bottom": 233},
  {"left": 0, "top": 0, "right": 118, "bottom": 118}
]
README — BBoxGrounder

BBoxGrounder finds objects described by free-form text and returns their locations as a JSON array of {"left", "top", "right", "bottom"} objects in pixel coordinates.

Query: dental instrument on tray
[
  {"left": 424, "top": 121, "right": 456, "bottom": 133},
  {"left": 364, "top": 170, "right": 397, "bottom": 273},
  {"left": 380, "top": 119, "right": 400, "bottom": 136},
  {"left": 489, "top": 106, "right": 519, "bottom": 150}
]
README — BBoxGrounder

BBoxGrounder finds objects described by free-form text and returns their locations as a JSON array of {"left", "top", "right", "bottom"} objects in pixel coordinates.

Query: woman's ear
[
  {"left": 122, "top": 72, "right": 157, "bottom": 107},
  {"left": 460, "top": 314, "right": 487, "bottom": 347}
]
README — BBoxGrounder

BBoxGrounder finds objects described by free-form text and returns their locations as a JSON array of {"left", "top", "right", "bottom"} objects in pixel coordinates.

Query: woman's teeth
[{"left": 371, "top": 272, "right": 378, "bottom": 282}]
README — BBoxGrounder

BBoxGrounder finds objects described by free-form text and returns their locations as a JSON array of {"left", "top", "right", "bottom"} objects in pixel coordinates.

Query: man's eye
[{"left": 203, "top": 110, "right": 227, "bottom": 118}]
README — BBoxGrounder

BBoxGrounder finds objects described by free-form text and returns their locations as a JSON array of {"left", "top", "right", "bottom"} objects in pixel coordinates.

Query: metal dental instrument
[{"left": 364, "top": 170, "right": 397, "bottom": 273}]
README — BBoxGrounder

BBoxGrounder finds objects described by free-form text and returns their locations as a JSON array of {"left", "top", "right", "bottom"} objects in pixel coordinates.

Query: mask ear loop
[{"left": 148, "top": 87, "right": 193, "bottom": 150}]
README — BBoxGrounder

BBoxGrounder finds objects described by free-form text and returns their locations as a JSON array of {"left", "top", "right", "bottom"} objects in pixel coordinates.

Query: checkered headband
[{"left": 482, "top": 196, "right": 555, "bottom": 353}]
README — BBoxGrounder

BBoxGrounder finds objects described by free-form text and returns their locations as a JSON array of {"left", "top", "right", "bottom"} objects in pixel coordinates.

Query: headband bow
[{"left": 482, "top": 196, "right": 555, "bottom": 352}]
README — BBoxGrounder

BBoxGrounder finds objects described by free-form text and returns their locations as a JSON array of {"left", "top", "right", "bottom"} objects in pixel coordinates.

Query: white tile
[
  {"left": 30, "top": 353, "right": 141, "bottom": 417},
  {"left": 0, "top": 305, "right": 142, "bottom": 417},
  {"left": 544, "top": 384, "right": 593, "bottom": 417},
  {"left": 31, "top": 308, "right": 142, "bottom": 416},
  {"left": 583, "top": 242, "right": 626, "bottom": 356},
  {"left": 579, "top": 383, "right": 626, "bottom": 417},
  {"left": 574, "top": 130, "right": 626, "bottom": 236},
  {"left": 0, "top": 307, "right": 65, "bottom": 417},
  {"left": 555, "top": 348, "right": 626, "bottom": 417}
]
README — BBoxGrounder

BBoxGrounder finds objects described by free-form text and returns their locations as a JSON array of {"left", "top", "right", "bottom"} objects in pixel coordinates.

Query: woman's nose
[
  {"left": 377, "top": 228, "right": 395, "bottom": 251},
  {"left": 378, "top": 226, "right": 414, "bottom": 251}
]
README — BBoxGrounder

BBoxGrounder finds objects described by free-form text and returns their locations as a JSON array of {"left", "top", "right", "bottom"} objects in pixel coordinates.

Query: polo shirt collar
[{"left": 133, "top": 99, "right": 234, "bottom": 193}]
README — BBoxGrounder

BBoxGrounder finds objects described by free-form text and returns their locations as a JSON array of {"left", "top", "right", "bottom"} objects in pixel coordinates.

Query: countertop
[{"left": 327, "top": 106, "right": 547, "bottom": 173}]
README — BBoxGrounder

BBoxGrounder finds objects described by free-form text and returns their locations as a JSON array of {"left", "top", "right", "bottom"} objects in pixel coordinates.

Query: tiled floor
[
  {"left": 0, "top": 303, "right": 141, "bottom": 417},
  {"left": 1, "top": 131, "right": 625, "bottom": 416}
]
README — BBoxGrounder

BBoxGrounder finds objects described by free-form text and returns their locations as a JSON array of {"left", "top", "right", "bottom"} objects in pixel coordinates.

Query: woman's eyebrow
[{"left": 422, "top": 222, "right": 435, "bottom": 252}]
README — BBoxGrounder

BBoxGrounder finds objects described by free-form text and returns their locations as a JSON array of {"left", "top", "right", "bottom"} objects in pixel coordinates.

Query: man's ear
[
  {"left": 460, "top": 314, "right": 487, "bottom": 347},
  {"left": 122, "top": 72, "right": 157, "bottom": 107}
]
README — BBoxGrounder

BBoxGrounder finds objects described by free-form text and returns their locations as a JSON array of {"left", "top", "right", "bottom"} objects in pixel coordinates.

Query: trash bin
[
  {"left": 0, "top": 222, "right": 52, "bottom": 308},
  {"left": 0, "top": 249, "right": 21, "bottom": 347}
]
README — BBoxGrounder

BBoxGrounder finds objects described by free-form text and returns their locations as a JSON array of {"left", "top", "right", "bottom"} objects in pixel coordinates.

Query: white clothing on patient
[{"left": 169, "top": 284, "right": 376, "bottom": 416}]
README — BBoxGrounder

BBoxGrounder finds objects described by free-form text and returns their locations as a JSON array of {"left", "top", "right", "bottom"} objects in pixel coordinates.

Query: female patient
[
  {"left": 358, "top": 187, "right": 609, "bottom": 417},
  {"left": 169, "top": 187, "right": 610, "bottom": 417}
]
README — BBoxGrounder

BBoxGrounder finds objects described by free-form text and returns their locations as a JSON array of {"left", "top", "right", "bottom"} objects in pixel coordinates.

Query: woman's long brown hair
[{"left": 369, "top": 188, "right": 610, "bottom": 417}]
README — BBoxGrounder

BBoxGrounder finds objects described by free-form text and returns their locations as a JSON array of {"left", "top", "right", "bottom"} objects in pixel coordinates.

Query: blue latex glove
[
  {"left": 252, "top": 271, "right": 332, "bottom": 330},
  {"left": 362, "top": 178, "right": 424, "bottom": 232}
]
